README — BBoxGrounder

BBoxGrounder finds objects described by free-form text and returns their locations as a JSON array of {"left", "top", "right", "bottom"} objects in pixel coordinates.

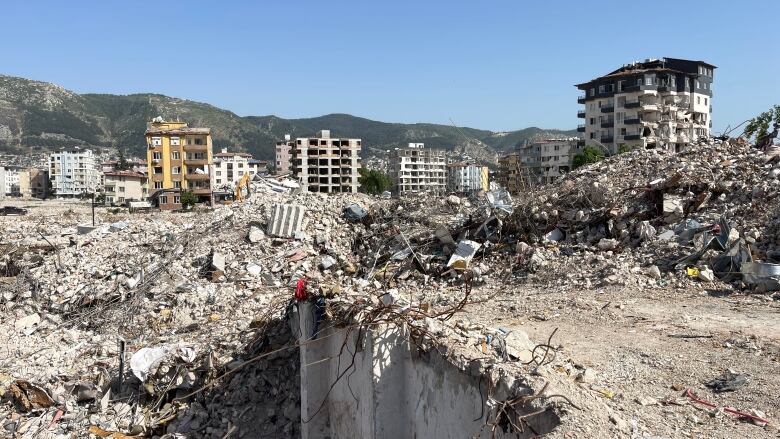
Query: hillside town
[{"left": 2, "top": 52, "right": 780, "bottom": 439}]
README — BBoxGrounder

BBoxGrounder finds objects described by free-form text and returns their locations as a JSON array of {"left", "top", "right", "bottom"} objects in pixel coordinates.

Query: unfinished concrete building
[
  {"left": 275, "top": 134, "right": 293, "bottom": 174},
  {"left": 498, "top": 153, "right": 523, "bottom": 194},
  {"left": 290, "top": 130, "right": 361, "bottom": 193},
  {"left": 577, "top": 57, "right": 715, "bottom": 154},
  {"left": 389, "top": 143, "right": 446, "bottom": 195}
]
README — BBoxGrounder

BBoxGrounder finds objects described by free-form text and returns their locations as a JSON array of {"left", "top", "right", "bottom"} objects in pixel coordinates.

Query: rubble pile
[{"left": 506, "top": 139, "right": 780, "bottom": 291}]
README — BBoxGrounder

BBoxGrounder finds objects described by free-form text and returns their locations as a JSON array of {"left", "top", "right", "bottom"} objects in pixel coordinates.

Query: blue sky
[{"left": 1, "top": 1, "right": 777, "bottom": 132}]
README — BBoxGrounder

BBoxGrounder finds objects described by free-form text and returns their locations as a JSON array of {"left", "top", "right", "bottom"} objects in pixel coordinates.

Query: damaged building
[
  {"left": 289, "top": 130, "right": 362, "bottom": 193},
  {"left": 389, "top": 143, "right": 447, "bottom": 195},
  {"left": 577, "top": 57, "right": 715, "bottom": 154}
]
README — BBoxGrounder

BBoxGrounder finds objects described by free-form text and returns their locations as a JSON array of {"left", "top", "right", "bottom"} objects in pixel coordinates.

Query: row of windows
[{"left": 150, "top": 137, "right": 205, "bottom": 146}]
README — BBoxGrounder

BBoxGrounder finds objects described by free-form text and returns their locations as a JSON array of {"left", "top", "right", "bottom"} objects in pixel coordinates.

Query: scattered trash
[{"left": 706, "top": 370, "right": 747, "bottom": 393}]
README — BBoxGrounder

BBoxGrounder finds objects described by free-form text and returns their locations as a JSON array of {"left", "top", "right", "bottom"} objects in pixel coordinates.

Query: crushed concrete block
[{"left": 267, "top": 204, "right": 306, "bottom": 238}]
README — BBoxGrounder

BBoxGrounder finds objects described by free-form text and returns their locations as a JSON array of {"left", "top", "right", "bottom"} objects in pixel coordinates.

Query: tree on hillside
[
  {"left": 572, "top": 146, "right": 605, "bottom": 169},
  {"left": 358, "top": 168, "right": 392, "bottom": 195}
]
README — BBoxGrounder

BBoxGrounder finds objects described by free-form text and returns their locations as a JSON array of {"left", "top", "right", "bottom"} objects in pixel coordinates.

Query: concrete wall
[{"left": 292, "top": 302, "right": 558, "bottom": 439}]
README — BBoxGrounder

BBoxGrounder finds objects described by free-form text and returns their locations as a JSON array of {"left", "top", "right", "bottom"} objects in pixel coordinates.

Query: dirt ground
[{"left": 473, "top": 282, "right": 780, "bottom": 438}]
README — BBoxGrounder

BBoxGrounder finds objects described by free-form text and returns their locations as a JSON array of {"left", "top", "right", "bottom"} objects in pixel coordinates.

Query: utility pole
[{"left": 91, "top": 192, "right": 95, "bottom": 226}]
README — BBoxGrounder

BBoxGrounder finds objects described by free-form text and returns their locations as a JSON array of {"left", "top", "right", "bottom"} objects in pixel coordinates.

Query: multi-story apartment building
[
  {"left": 3, "top": 166, "right": 22, "bottom": 196},
  {"left": 0, "top": 167, "right": 5, "bottom": 199},
  {"left": 517, "top": 143, "right": 542, "bottom": 186},
  {"left": 498, "top": 153, "right": 523, "bottom": 194},
  {"left": 104, "top": 171, "right": 148, "bottom": 205},
  {"left": 275, "top": 135, "right": 293, "bottom": 174},
  {"left": 389, "top": 143, "right": 447, "bottom": 195},
  {"left": 212, "top": 149, "right": 267, "bottom": 190},
  {"left": 538, "top": 138, "right": 578, "bottom": 183},
  {"left": 145, "top": 118, "right": 214, "bottom": 203},
  {"left": 22, "top": 168, "right": 49, "bottom": 198},
  {"left": 577, "top": 57, "right": 715, "bottom": 154},
  {"left": 49, "top": 149, "right": 101, "bottom": 197},
  {"left": 446, "top": 161, "right": 489, "bottom": 193},
  {"left": 290, "top": 130, "right": 361, "bottom": 193}
]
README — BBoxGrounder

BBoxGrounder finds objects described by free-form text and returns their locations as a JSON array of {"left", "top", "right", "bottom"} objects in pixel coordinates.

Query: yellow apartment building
[{"left": 145, "top": 118, "right": 214, "bottom": 203}]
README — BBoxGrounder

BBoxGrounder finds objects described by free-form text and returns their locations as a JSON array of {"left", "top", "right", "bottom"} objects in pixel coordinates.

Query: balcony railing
[
  {"left": 624, "top": 134, "right": 641, "bottom": 140},
  {"left": 624, "top": 100, "right": 640, "bottom": 109},
  {"left": 600, "top": 136, "right": 614, "bottom": 143},
  {"left": 577, "top": 124, "right": 585, "bottom": 132},
  {"left": 600, "top": 104, "right": 614, "bottom": 113},
  {"left": 600, "top": 120, "right": 614, "bottom": 128},
  {"left": 577, "top": 94, "right": 587, "bottom": 104},
  {"left": 624, "top": 118, "right": 641, "bottom": 125},
  {"left": 577, "top": 110, "right": 586, "bottom": 118}
]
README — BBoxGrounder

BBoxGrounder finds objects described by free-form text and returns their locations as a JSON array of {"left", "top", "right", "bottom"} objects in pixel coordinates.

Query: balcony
[
  {"left": 577, "top": 110, "right": 586, "bottom": 118},
  {"left": 184, "top": 158, "right": 208, "bottom": 165},
  {"left": 624, "top": 118, "right": 641, "bottom": 125},
  {"left": 577, "top": 124, "right": 585, "bottom": 132},
  {"left": 191, "top": 188, "right": 212, "bottom": 195},
  {"left": 183, "top": 144, "right": 208, "bottom": 151},
  {"left": 600, "top": 136, "right": 614, "bottom": 144},
  {"left": 623, "top": 84, "right": 640, "bottom": 92},
  {"left": 577, "top": 94, "right": 587, "bottom": 104},
  {"left": 639, "top": 104, "right": 658, "bottom": 112},
  {"left": 600, "top": 120, "right": 614, "bottom": 128},
  {"left": 184, "top": 173, "right": 210, "bottom": 181},
  {"left": 624, "top": 134, "right": 641, "bottom": 140},
  {"left": 600, "top": 104, "right": 614, "bottom": 113},
  {"left": 624, "top": 100, "right": 640, "bottom": 109},
  {"left": 576, "top": 140, "right": 585, "bottom": 147}
]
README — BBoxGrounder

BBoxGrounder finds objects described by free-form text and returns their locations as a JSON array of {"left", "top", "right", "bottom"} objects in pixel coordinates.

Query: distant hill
[{"left": 0, "top": 74, "right": 577, "bottom": 161}]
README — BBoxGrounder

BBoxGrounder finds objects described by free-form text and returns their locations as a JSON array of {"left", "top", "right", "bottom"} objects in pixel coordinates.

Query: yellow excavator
[{"left": 235, "top": 173, "right": 251, "bottom": 202}]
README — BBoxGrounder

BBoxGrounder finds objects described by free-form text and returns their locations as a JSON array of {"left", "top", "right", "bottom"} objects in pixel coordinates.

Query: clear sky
[{"left": 1, "top": 1, "right": 777, "bottom": 133}]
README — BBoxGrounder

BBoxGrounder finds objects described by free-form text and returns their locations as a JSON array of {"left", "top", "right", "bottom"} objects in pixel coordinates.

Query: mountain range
[{"left": 0, "top": 74, "right": 577, "bottom": 161}]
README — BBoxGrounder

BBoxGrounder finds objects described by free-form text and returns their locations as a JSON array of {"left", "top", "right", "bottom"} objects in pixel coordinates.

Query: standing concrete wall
[{"left": 292, "top": 302, "right": 556, "bottom": 439}]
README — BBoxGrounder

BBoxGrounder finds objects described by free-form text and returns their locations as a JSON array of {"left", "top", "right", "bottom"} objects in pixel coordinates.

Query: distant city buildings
[
  {"left": 275, "top": 135, "right": 293, "bottom": 174},
  {"left": 145, "top": 118, "right": 213, "bottom": 204},
  {"left": 447, "top": 161, "right": 489, "bottom": 193},
  {"left": 104, "top": 170, "right": 147, "bottom": 205},
  {"left": 289, "top": 130, "right": 361, "bottom": 193},
  {"left": 48, "top": 149, "right": 101, "bottom": 197},
  {"left": 389, "top": 143, "right": 447, "bottom": 195},
  {"left": 538, "top": 138, "right": 578, "bottom": 184},
  {"left": 3, "top": 165, "right": 22, "bottom": 196},
  {"left": 577, "top": 57, "right": 714, "bottom": 154},
  {"left": 212, "top": 148, "right": 267, "bottom": 190}
]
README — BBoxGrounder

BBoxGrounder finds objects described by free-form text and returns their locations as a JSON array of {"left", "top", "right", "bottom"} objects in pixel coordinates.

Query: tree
[
  {"left": 572, "top": 146, "right": 605, "bottom": 169},
  {"left": 180, "top": 190, "right": 198, "bottom": 207},
  {"left": 116, "top": 149, "right": 131, "bottom": 171},
  {"left": 358, "top": 168, "right": 392, "bottom": 195},
  {"left": 744, "top": 104, "right": 780, "bottom": 149}
]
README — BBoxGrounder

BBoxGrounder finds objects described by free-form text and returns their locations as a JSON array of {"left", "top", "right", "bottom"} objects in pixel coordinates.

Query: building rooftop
[
  {"left": 145, "top": 127, "right": 211, "bottom": 136},
  {"left": 576, "top": 57, "right": 717, "bottom": 87},
  {"left": 214, "top": 152, "right": 253, "bottom": 158},
  {"left": 104, "top": 171, "right": 146, "bottom": 179}
]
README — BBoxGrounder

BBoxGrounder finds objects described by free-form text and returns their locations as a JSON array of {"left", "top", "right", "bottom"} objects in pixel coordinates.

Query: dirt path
[{"left": 474, "top": 283, "right": 780, "bottom": 438}]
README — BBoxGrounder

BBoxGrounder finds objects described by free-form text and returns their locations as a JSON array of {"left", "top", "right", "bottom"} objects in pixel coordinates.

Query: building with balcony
[
  {"left": 3, "top": 165, "right": 23, "bottom": 196},
  {"left": 447, "top": 161, "right": 489, "bottom": 194},
  {"left": 498, "top": 153, "right": 523, "bottom": 194},
  {"left": 275, "top": 134, "right": 293, "bottom": 174},
  {"left": 289, "top": 130, "right": 361, "bottom": 193},
  {"left": 48, "top": 149, "right": 101, "bottom": 197},
  {"left": 145, "top": 118, "right": 214, "bottom": 203},
  {"left": 104, "top": 171, "right": 148, "bottom": 205},
  {"left": 212, "top": 148, "right": 268, "bottom": 190},
  {"left": 576, "top": 57, "right": 715, "bottom": 154},
  {"left": 389, "top": 143, "right": 446, "bottom": 195}
]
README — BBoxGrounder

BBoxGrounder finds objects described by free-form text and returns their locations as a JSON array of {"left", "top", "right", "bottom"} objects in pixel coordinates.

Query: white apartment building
[
  {"left": 538, "top": 138, "right": 578, "bottom": 183},
  {"left": 447, "top": 162, "right": 488, "bottom": 193},
  {"left": 275, "top": 135, "right": 293, "bottom": 174},
  {"left": 577, "top": 57, "right": 714, "bottom": 154},
  {"left": 104, "top": 171, "right": 148, "bottom": 205},
  {"left": 0, "top": 167, "right": 5, "bottom": 200},
  {"left": 3, "top": 166, "right": 22, "bottom": 195},
  {"left": 48, "top": 149, "right": 101, "bottom": 197},
  {"left": 389, "top": 143, "right": 447, "bottom": 195},
  {"left": 289, "top": 130, "right": 361, "bottom": 193},
  {"left": 212, "top": 148, "right": 268, "bottom": 190}
]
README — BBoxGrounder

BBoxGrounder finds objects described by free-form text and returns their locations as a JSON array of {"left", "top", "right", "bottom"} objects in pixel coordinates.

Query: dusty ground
[{"left": 473, "top": 282, "right": 780, "bottom": 438}]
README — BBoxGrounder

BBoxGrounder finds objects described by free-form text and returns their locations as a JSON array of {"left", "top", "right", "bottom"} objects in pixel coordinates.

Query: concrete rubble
[{"left": 0, "top": 139, "right": 778, "bottom": 438}]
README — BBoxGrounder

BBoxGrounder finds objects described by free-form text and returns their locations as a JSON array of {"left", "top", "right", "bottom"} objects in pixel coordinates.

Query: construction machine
[{"left": 235, "top": 173, "right": 252, "bottom": 202}]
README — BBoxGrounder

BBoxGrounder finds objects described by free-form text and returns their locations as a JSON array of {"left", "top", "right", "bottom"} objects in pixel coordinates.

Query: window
[
  {"left": 194, "top": 138, "right": 203, "bottom": 145},
  {"left": 590, "top": 133, "right": 595, "bottom": 139},
  {"left": 172, "top": 167, "right": 181, "bottom": 174},
  {"left": 174, "top": 196, "right": 181, "bottom": 204},
  {"left": 216, "top": 178, "right": 222, "bottom": 184},
  {"left": 153, "top": 152, "right": 162, "bottom": 160},
  {"left": 118, "top": 186, "right": 125, "bottom": 193},
  {"left": 704, "top": 98, "right": 708, "bottom": 105},
  {"left": 173, "top": 181, "right": 181, "bottom": 188},
  {"left": 588, "top": 88, "right": 594, "bottom": 96},
  {"left": 154, "top": 181, "right": 163, "bottom": 189},
  {"left": 237, "top": 163, "right": 244, "bottom": 168},
  {"left": 170, "top": 137, "right": 180, "bottom": 146},
  {"left": 238, "top": 171, "right": 244, "bottom": 176},
  {"left": 216, "top": 171, "right": 221, "bottom": 176},
  {"left": 645, "top": 76, "right": 653, "bottom": 86},
  {"left": 118, "top": 197, "right": 125, "bottom": 203},
  {"left": 697, "top": 96, "right": 701, "bottom": 104},
  {"left": 590, "top": 117, "right": 595, "bottom": 125},
  {"left": 620, "top": 128, "right": 627, "bottom": 135},
  {"left": 171, "top": 152, "right": 180, "bottom": 160},
  {"left": 159, "top": 196, "right": 168, "bottom": 204},
  {"left": 151, "top": 137, "right": 162, "bottom": 146},
  {"left": 154, "top": 167, "right": 163, "bottom": 174}
]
